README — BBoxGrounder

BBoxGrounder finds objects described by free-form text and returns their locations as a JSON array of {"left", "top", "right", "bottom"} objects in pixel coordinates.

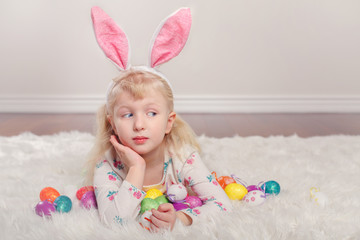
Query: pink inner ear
[
  {"left": 91, "top": 6, "right": 129, "bottom": 70},
  {"left": 151, "top": 8, "right": 192, "bottom": 68}
]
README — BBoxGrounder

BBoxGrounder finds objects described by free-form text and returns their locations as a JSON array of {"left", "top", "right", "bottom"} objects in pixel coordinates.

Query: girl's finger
[
  {"left": 150, "top": 222, "right": 160, "bottom": 233},
  {"left": 150, "top": 213, "right": 169, "bottom": 229},
  {"left": 110, "top": 135, "right": 126, "bottom": 151},
  {"left": 152, "top": 204, "right": 175, "bottom": 221},
  {"left": 157, "top": 203, "right": 175, "bottom": 213}
]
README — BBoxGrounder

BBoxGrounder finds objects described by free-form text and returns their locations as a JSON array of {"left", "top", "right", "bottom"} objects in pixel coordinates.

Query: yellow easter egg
[
  {"left": 225, "top": 183, "right": 248, "bottom": 200},
  {"left": 144, "top": 189, "right": 163, "bottom": 199}
]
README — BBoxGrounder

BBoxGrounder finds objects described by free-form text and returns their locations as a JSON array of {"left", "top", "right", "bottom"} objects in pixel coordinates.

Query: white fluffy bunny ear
[
  {"left": 149, "top": 8, "right": 192, "bottom": 68},
  {"left": 91, "top": 6, "right": 130, "bottom": 70}
]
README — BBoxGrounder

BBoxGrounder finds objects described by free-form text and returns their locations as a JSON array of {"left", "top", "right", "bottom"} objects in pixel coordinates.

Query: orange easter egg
[
  {"left": 217, "top": 176, "right": 236, "bottom": 189},
  {"left": 40, "top": 187, "right": 60, "bottom": 203},
  {"left": 76, "top": 186, "right": 94, "bottom": 200}
]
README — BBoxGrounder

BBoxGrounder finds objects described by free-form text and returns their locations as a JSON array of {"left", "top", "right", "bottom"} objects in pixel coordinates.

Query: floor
[{"left": 1, "top": 113, "right": 360, "bottom": 138}]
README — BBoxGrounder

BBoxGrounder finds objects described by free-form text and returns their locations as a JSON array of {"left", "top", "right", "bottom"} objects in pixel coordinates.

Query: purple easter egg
[
  {"left": 80, "top": 190, "right": 97, "bottom": 209},
  {"left": 172, "top": 202, "right": 189, "bottom": 211},
  {"left": 35, "top": 200, "right": 56, "bottom": 217},
  {"left": 247, "top": 185, "right": 262, "bottom": 192},
  {"left": 185, "top": 196, "right": 203, "bottom": 209}
]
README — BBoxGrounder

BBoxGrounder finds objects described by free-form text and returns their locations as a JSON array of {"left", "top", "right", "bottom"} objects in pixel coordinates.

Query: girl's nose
[{"left": 133, "top": 116, "right": 145, "bottom": 131}]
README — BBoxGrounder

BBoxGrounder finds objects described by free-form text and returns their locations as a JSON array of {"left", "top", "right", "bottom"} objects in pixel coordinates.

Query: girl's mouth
[{"left": 133, "top": 136, "right": 149, "bottom": 144}]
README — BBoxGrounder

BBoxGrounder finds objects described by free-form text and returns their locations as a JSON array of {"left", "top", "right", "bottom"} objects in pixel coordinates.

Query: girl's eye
[
  {"left": 147, "top": 112, "right": 157, "bottom": 117},
  {"left": 123, "top": 113, "right": 133, "bottom": 118}
]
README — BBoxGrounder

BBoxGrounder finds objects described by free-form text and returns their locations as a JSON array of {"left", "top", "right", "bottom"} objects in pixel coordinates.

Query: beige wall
[{"left": 1, "top": 0, "right": 359, "bottom": 112}]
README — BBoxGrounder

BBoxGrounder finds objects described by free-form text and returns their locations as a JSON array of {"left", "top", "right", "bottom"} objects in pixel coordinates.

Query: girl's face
[{"left": 109, "top": 89, "right": 176, "bottom": 157}]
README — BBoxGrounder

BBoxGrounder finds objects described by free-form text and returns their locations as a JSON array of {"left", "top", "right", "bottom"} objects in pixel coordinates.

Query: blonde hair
[{"left": 84, "top": 68, "right": 200, "bottom": 184}]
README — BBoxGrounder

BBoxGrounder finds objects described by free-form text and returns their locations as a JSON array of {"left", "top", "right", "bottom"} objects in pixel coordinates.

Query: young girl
[
  {"left": 86, "top": 68, "right": 232, "bottom": 231},
  {"left": 86, "top": 7, "right": 232, "bottom": 232}
]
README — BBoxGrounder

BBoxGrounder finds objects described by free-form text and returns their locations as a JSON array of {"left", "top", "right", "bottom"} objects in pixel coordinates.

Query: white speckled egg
[
  {"left": 243, "top": 190, "right": 266, "bottom": 206},
  {"left": 167, "top": 184, "right": 187, "bottom": 202}
]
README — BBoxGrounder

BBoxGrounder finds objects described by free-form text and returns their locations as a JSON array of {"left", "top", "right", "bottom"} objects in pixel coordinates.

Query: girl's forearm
[{"left": 125, "top": 164, "right": 146, "bottom": 190}]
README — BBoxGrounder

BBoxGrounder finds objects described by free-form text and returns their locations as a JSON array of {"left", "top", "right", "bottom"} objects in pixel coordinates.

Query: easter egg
[
  {"left": 40, "top": 187, "right": 60, "bottom": 203},
  {"left": 35, "top": 200, "right": 56, "bottom": 217},
  {"left": 140, "top": 198, "right": 160, "bottom": 214},
  {"left": 139, "top": 211, "right": 152, "bottom": 231},
  {"left": 225, "top": 183, "right": 248, "bottom": 200},
  {"left": 76, "top": 186, "right": 94, "bottom": 200},
  {"left": 145, "top": 189, "right": 163, "bottom": 199},
  {"left": 311, "top": 192, "right": 328, "bottom": 206},
  {"left": 247, "top": 185, "right": 262, "bottom": 192},
  {"left": 212, "top": 171, "right": 236, "bottom": 189},
  {"left": 185, "top": 196, "right": 203, "bottom": 209},
  {"left": 261, "top": 180, "right": 281, "bottom": 195},
  {"left": 173, "top": 202, "right": 189, "bottom": 211},
  {"left": 167, "top": 184, "right": 187, "bottom": 202},
  {"left": 217, "top": 176, "right": 236, "bottom": 189},
  {"left": 243, "top": 190, "right": 266, "bottom": 206},
  {"left": 155, "top": 195, "right": 169, "bottom": 205},
  {"left": 54, "top": 195, "right": 72, "bottom": 213},
  {"left": 80, "top": 190, "right": 98, "bottom": 209},
  {"left": 310, "top": 187, "right": 328, "bottom": 207}
]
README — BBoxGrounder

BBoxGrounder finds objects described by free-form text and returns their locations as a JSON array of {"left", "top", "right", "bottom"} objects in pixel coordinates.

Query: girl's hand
[
  {"left": 110, "top": 135, "right": 146, "bottom": 189},
  {"left": 109, "top": 135, "right": 146, "bottom": 169},
  {"left": 150, "top": 203, "right": 177, "bottom": 232}
]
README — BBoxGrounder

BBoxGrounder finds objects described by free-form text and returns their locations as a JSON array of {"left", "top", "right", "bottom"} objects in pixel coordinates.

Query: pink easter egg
[
  {"left": 80, "top": 190, "right": 98, "bottom": 209},
  {"left": 185, "top": 196, "right": 203, "bottom": 209},
  {"left": 173, "top": 202, "right": 189, "bottom": 211}
]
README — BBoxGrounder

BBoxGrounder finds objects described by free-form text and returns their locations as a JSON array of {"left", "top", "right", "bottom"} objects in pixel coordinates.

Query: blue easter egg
[
  {"left": 54, "top": 195, "right": 72, "bottom": 213},
  {"left": 261, "top": 180, "right": 281, "bottom": 195}
]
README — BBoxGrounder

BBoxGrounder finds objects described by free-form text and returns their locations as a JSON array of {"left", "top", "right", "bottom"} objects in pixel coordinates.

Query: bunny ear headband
[{"left": 91, "top": 6, "right": 192, "bottom": 96}]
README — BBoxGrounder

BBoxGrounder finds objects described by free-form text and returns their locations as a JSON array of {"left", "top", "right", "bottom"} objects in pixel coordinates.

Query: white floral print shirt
[{"left": 93, "top": 146, "right": 232, "bottom": 226}]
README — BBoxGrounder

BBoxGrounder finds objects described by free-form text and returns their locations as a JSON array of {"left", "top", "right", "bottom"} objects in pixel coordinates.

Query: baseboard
[
  {"left": 1, "top": 95, "right": 360, "bottom": 113},
  {"left": 175, "top": 95, "right": 360, "bottom": 113}
]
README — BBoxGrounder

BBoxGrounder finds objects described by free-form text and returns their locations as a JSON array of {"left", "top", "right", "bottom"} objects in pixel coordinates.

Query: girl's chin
[{"left": 127, "top": 145, "right": 150, "bottom": 156}]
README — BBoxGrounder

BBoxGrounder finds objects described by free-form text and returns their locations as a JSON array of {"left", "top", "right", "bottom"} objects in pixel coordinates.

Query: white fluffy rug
[{"left": 1, "top": 132, "right": 360, "bottom": 240}]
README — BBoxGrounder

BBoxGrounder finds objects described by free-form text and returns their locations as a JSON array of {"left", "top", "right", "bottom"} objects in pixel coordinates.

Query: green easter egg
[
  {"left": 140, "top": 198, "right": 160, "bottom": 214},
  {"left": 155, "top": 195, "right": 169, "bottom": 205}
]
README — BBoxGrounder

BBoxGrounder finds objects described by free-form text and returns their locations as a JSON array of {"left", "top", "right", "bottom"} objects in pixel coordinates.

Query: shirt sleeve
[
  {"left": 93, "top": 158, "right": 146, "bottom": 226},
  {"left": 177, "top": 151, "right": 233, "bottom": 223}
]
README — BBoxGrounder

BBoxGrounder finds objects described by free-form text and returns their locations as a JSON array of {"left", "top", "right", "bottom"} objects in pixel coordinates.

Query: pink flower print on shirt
[
  {"left": 96, "top": 160, "right": 107, "bottom": 168},
  {"left": 184, "top": 176, "right": 195, "bottom": 187},
  {"left": 107, "top": 171, "right": 119, "bottom": 181},
  {"left": 176, "top": 170, "right": 182, "bottom": 183},
  {"left": 215, "top": 201, "right": 227, "bottom": 211},
  {"left": 128, "top": 184, "right": 145, "bottom": 199},
  {"left": 107, "top": 191, "right": 118, "bottom": 201},
  {"left": 113, "top": 159, "right": 124, "bottom": 170},
  {"left": 206, "top": 174, "right": 219, "bottom": 186},
  {"left": 193, "top": 209, "right": 201, "bottom": 214},
  {"left": 185, "top": 208, "right": 200, "bottom": 216},
  {"left": 133, "top": 191, "right": 142, "bottom": 199},
  {"left": 202, "top": 196, "right": 216, "bottom": 203},
  {"left": 186, "top": 158, "right": 194, "bottom": 165}
]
